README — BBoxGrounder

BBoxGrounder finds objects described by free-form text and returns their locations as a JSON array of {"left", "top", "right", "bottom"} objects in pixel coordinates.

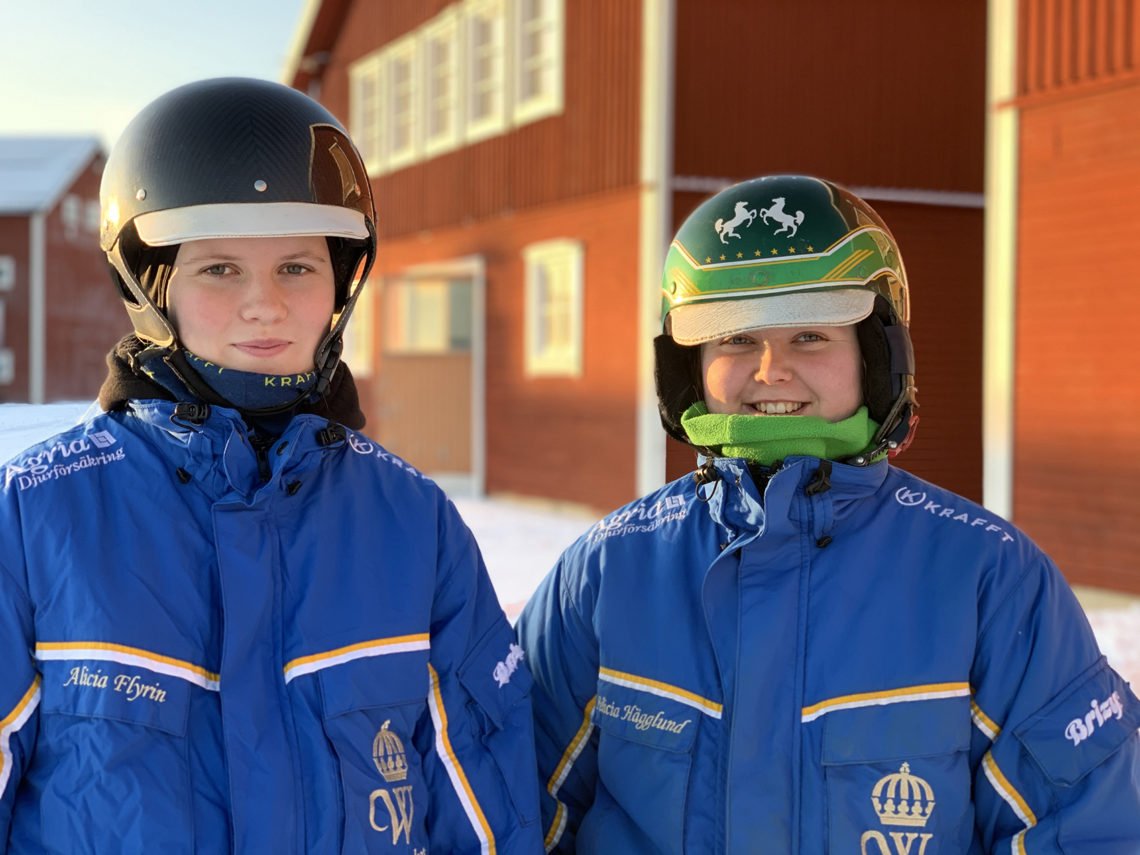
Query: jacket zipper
[{"left": 250, "top": 434, "right": 274, "bottom": 484}]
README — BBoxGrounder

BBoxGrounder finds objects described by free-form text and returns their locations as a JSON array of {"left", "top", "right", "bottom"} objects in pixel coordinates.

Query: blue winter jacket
[
  {"left": 0, "top": 400, "right": 543, "bottom": 854},
  {"left": 516, "top": 455, "right": 1140, "bottom": 853}
]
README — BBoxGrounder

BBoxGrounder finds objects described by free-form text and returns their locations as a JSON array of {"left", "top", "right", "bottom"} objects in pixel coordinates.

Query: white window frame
[
  {"left": 61, "top": 195, "right": 81, "bottom": 240},
  {"left": 464, "top": 0, "right": 509, "bottom": 143},
  {"left": 349, "top": 52, "right": 384, "bottom": 173},
  {"left": 422, "top": 9, "right": 462, "bottom": 157},
  {"left": 512, "top": 0, "right": 564, "bottom": 124},
  {"left": 84, "top": 200, "right": 101, "bottom": 234},
  {"left": 0, "top": 256, "right": 14, "bottom": 291},
  {"left": 523, "top": 238, "right": 584, "bottom": 377},
  {"left": 383, "top": 33, "right": 421, "bottom": 170}
]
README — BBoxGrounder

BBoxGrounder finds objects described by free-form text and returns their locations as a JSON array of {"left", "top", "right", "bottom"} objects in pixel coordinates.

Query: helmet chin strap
[
  {"left": 313, "top": 220, "right": 376, "bottom": 400},
  {"left": 851, "top": 384, "right": 918, "bottom": 464}
]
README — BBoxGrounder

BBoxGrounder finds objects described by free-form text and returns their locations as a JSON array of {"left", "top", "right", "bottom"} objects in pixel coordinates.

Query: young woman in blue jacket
[
  {"left": 0, "top": 78, "right": 542, "bottom": 854},
  {"left": 517, "top": 174, "right": 1140, "bottom": 853}
]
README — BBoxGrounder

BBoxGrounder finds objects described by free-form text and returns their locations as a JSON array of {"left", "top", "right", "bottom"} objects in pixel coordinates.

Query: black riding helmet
[{"left": 99, "top": 77, "right": 377, "bottom": 411}]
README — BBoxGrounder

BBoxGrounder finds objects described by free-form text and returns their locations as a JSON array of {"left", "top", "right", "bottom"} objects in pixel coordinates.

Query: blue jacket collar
[
  {"left": 703, "top": 455, "right": 890, "bottom": 539},
  {"left": 124, "top": 399, "right": 347, "bottom": 500}
]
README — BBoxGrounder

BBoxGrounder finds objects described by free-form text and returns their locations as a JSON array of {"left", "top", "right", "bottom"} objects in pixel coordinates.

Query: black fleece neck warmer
[{"left": 97, "top": 335, "right": 366, "bottom": 431}]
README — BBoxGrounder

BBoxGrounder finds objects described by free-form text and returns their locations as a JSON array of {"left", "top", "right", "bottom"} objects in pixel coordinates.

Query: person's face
[
  {"left": 700, "top": 324, "right": 863, "bottom": 422},
  {"left": 168, "top": 235, "right": 335, "bottom": 375}
]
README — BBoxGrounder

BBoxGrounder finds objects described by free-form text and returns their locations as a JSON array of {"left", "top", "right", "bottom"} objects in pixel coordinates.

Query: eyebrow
[{"left": 179, "top": 250, "right": 329, "bottom": 264}]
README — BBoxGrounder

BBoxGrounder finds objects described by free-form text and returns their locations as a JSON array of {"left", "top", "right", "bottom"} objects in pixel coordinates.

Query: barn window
[
  {"left": 0, "top": 256, "right": 14, "bottom": 291},
  {"left": 512, "top": 0, "right": 563, "bottom": 124},
  {"left": 423, "top": 9, "right": 461, "bottom": 157},
  {"left": 464, "top": 0, "right": 508, "bottom": 142},
  {"left": 61, "top": 195, "right": 82, "bottom": 240},
  {"left": 383, "top": 34, "right": 421, "bottom": 170},
  {"left": 384, "top": 277, "right": 472, "bottom": 355},
  {"left": 523, "top": 239, "right": 583, "bottom": 377},
  {"left": 348, "top": 52, "right": 384, "bottom": 173}
]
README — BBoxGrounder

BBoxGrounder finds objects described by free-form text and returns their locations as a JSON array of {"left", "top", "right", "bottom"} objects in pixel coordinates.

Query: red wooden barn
[
  {"left": 0, "top": 137, "right": 121, "bottom": 405},
  {"left": 283, "top": 0, "right": 1139, "bottom": 592},
  {"left": 284, "top": 0, "right": 987, "bottom": 507}
]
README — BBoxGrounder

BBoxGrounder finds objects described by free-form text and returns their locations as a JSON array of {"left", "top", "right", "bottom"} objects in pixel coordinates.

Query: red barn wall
[
  {"left": 1015, "top": 97, "right": 1140, "bottom": 591},
  {"left": 1014, "top": 0, "right": 1140, "bottom": 592}
]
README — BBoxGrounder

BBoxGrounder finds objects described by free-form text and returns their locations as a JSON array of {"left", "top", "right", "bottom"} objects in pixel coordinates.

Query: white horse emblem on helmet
[
  {"left": 714, "top": 201, "right": 757, "bottom": 245},
  {"left": 760, "top": 197, "right": 805, "bottom": 237}
]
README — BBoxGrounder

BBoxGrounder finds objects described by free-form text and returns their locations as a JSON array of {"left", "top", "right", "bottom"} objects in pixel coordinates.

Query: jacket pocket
[
  {"left": 36, "top": 658, "right": 195, "bottom": 853},
  {"left": 320, "top": 652, "right": 431, "bottom": 854},
  {"left": 457, "top": 623, "right": 540, "bottom": 825},
  {"left": 588, "top": 677, "right": 700, "bottom": 853},
  {"left": 1014, "top": 657, "right": 1140, "bottom": 787},
  {"left": 820, "top": 697, "right": 973, "bottom": 854}
]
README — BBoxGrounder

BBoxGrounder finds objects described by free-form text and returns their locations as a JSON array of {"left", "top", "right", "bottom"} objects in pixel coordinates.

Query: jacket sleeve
[
  {"left": 0, "top": 558, "right": 39, "bottom": 847},
  {"left": 515, "top": 546, "right": 601, "bottom": 854},
  {"left": 415, "top": 495, "right": 544, "bottom": 854},
  {"left": 970, "top": 552, "right": 1140, "bottom": 852}
]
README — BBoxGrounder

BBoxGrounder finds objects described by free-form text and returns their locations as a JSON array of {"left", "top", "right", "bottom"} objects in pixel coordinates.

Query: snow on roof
[{"left": 0, "top": 136, "right": 102, "bottom": 215}]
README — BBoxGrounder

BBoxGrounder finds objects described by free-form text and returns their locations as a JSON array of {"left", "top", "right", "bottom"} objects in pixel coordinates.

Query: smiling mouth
[{"left": 748, "top": 401, "right": 806, "bottom": 415}]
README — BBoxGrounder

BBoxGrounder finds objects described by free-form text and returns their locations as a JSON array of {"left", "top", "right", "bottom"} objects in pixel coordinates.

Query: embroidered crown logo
[
  {"left": 871, "top": 763, "right": 936, "bottom": 828},
  {"left": 372, "top": 720, "right": 409, "bottom": 783}
]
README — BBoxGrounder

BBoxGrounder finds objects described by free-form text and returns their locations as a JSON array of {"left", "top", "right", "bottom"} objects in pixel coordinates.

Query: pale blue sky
[{"left": 1, "top": 0, "right": 309, "bottom": 150}]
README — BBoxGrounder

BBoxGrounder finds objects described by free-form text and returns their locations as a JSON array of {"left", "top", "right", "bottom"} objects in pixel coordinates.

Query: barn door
[{"left": 376, "top": 266, "right": 483, "bottom": 494}]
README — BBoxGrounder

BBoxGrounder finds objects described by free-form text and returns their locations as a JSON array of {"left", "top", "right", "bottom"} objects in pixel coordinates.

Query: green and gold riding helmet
[{"left": 655, "top": 174, "right": 918, "bottom": 460}]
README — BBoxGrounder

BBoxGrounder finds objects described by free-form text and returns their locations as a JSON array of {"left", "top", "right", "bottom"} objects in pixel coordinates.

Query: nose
[
  {"left": 755, "top": 340, "right": 793, "bottom": 384},
  {"left": 239, "top": 272, "right": 288, "bottom": 323}
]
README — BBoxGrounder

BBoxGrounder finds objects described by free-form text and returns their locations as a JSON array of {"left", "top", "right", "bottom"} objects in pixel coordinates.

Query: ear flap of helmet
[
  {"left": 654, "top": 334, "right": 703, "bottom": 444},
  {"left": 856, "top": 309, "right": 893, "bottom": 426},
  {"left": 857, "top": 295, "right": 918, "bottom": 455}
]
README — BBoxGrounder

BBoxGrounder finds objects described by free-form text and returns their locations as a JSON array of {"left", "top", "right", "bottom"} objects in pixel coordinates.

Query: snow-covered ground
[{"left": 2, "top": 401, "right": 1137, "bottom": 691}]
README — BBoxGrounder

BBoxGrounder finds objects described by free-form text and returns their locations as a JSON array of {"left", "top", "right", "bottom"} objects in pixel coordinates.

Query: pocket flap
[
  {"left": 822, "top": 694, "right": 971, "bottom": 765},
  {"left": 318, "top": 646, "right": 430, "bottom": 719},
  {"left": 40, "top": 659, "right": 192, "bottom": 736},
  {"left": 1014, "top": 658, "right": 1140, "bottom": 787},
  {"left": 457, "top": 624, "right": 532, "bottom": 730}
]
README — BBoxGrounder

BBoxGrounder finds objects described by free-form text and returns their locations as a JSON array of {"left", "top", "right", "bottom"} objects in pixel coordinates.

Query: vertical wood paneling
[
  {"left": 374, "top": 353, "right": 473, "bottom": 472},
  {"left": 1018, "top": 0, "right": 1140, "bottom": 95},
  {"left": 673, "top": 0, "right": 986, "bottom": 192}
]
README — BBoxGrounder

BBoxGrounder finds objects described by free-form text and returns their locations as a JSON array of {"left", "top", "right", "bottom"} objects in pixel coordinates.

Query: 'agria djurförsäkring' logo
[
  {"left": 860, "top": 763, "right": 935, "bottom": 854},
  {"left": 5, "top": 431, "right": 124, "bottom": 491},
  {"left": 369, "top": 720, "right": 415, "bottom": 845}
]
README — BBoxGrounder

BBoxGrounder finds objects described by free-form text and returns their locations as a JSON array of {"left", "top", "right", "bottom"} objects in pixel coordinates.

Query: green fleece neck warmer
[{"left": 681, "top": 402, "right": 880, "bottom": 465}]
